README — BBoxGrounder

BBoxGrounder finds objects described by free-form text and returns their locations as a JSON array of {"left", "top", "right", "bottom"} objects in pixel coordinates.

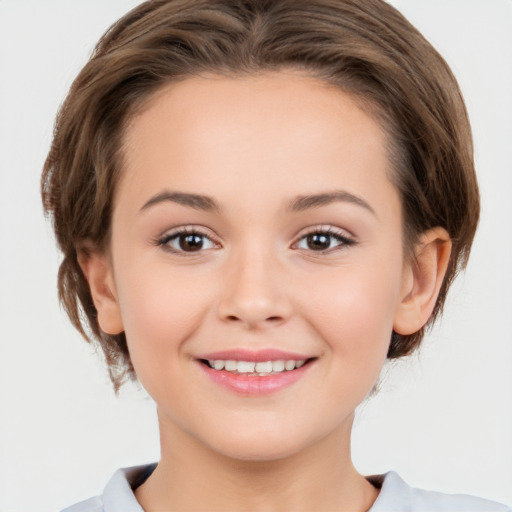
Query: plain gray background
[{"left": 0, "top": 1, "right": 511, "bottom": 511}]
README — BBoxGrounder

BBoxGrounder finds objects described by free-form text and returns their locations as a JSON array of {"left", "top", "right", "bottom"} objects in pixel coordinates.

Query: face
[{"left": 102, "top": 72, "right": 412, "bottom": 461}]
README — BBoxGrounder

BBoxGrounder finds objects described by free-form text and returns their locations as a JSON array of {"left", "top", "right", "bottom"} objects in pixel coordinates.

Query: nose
[{"left": 217, "top": 244, "right": 293, "bottom": 330}]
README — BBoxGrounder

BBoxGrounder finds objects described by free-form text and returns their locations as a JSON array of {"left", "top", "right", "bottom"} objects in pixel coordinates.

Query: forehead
[{"left": 119, "top": 71, "right": 398, "bottom": 218}]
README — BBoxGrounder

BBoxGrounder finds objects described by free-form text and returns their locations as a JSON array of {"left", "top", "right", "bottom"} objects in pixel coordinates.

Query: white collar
[{"left": 91, "top": 464, "right": 509, "bottom": 512}]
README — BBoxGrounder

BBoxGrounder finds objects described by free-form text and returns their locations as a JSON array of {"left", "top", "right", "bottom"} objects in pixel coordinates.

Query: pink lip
[
  {"left": 195, "top": 349, "right": 315, "bottom": 396},
  {"left": 196, "top": 348, "right": 311, "bottom": 362}
]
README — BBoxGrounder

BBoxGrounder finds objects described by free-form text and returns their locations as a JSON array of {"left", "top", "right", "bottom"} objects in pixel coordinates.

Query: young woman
[{"left": 38, "top": 1, "right": 510, "bottom": 510}]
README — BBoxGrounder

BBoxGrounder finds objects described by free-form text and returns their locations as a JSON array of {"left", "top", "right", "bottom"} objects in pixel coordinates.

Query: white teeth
[
  {"left": 225, "top": 360, "right": 237, "bottom": 371},
  {"left": 237, "top": 361, "right": 256, "bottom": 373},
  {"left": 207, "top": 358, "right": 307, "bottom": 374},
  {"left": 213, "top": 360, "right": 225, "bottom": 371},
  {"left": 272, "top": 360, "right": 285, "bottom": 372},
  {"left": 255, "top": 361, "right": 273, "bottom": 373},
  {"left": 285, "top": 360, "right": 296, "bottom": 371}
]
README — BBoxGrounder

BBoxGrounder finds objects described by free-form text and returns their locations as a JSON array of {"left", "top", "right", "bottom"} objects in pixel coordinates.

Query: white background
[{"left": 0, "top": 1, "right": 511, "bottom": 511}]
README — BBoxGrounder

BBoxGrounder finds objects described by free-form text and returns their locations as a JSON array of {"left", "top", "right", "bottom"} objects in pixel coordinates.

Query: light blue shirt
[{"left": 62, "top": 464, "right": 511, "bottom": 512}]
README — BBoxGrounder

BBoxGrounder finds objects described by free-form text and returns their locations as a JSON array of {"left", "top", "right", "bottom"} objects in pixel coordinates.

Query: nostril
[{"left": 224, "top": 314, "right": 283, "bottom": 325}]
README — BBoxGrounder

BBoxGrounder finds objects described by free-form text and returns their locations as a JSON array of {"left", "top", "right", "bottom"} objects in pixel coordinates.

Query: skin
[{"left": 80, "top": 71, "right": 451, "bottom": 512}]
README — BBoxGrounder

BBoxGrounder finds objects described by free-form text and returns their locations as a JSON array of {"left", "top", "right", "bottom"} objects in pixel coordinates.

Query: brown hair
[{"left": 41, "top": 0, "right": 479, "bottom": 390}]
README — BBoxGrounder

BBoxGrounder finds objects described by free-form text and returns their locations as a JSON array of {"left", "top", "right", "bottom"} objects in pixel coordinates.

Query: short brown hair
[{"left": 42, "top": 0, "right": 479, "bottom": 390}]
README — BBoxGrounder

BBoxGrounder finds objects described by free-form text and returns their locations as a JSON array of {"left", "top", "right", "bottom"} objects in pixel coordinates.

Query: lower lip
[{"left": 198, "top": 362, "right": 312, "bottom": 395}]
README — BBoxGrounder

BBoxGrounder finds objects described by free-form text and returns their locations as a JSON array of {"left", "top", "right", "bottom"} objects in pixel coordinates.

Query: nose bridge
[{"left": 218, "top": 237, "right": 291, "bottom": 328}]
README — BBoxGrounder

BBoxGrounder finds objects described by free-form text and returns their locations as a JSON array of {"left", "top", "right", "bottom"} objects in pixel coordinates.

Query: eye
[
  {"left": 157, "top": 228, "right": 218, "bottom": 254},
  {"left": 294, "top": 228, "right": 354, "bottom": 252}
]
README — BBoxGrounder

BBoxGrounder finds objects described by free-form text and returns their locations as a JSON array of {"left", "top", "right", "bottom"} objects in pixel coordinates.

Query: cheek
[
  {"left": 302, "top": 260, "right": 402, "bottom": 368},
  {"left": 115, "top": 262, "right": 215, "bottom": 378}
]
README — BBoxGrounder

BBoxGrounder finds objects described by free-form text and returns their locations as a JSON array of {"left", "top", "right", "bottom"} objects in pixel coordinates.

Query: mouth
[
  {"left": 196, "top": 351, "right": 316, "bottom": 395},
  {"left": 199, "top": 358, "right": 311, "bottom": 376}
]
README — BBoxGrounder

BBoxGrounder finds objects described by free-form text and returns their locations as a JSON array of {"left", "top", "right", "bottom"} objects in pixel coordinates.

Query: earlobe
[
  {"left": 77, "top": 246, "right": 124, "bottom": 335},
  {"left": 393, "top": 227, "right": 452, "bottom": 336}
]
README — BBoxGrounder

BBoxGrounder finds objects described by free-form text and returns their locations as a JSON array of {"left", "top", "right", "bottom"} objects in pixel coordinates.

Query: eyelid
[
  {"left": 155, "top": 225, "right": 222, "bottom": 255},
  {"left": 153, "top": 224, "right": 355, "bottom": 256},
  {"left": 292, "top": 225, "right": 356, "bottom": 252}
]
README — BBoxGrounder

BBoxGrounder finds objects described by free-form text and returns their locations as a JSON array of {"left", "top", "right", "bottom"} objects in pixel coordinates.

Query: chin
[
  {"left": 213, "top": 438, "right": 305, "bottom": 463},
  {"left": 199, "top": 421, "right": 323, "bottom": 463}
]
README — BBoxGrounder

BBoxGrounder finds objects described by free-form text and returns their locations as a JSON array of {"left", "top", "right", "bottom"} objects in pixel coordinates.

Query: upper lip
[{"left": 196, "top": 349, "right": 315, "bottom": 362}]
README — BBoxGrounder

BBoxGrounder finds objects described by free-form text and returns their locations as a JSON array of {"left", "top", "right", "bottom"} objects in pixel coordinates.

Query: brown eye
[
  {"left": 159, "top": 230, "right": 217, "bottom": 254},
  {"left": 178, "top": 234, "right": 204, "bottom": 251},
  {"left": 306, "top": 233, "right": 331, "bottom": 251},
  {"left": 295, "top": 229, "right": 354, "bottom": 252}
]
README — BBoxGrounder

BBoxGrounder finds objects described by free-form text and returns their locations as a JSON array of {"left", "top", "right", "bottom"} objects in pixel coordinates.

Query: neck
[{"left": 135, "top": 409, "right": 378, "bottom": 512}]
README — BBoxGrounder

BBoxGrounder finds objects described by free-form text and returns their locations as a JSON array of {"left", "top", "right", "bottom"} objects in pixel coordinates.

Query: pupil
[
  {"left": 307, "top": 233, "right": 330, "bottom": 250},
  {"left": 180, "top": 234, "right": 203, "bottom": 251}
]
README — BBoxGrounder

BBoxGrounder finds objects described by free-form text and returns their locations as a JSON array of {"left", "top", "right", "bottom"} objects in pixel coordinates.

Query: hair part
[{"left": 42, "top": 0, "right": 479, "bottom": 391}]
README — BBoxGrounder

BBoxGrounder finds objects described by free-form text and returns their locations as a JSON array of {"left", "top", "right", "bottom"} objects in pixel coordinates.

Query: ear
[
  {"left": 393, "top": 227, "right": 452, "bottom": 336},
  {"left": 77, "top": 246, "right": 124, "bottom": 335}
]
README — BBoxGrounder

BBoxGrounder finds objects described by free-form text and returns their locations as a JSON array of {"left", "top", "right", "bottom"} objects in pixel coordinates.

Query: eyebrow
[
  {"left": 140, "top": 191, "right": 220, "bottom": 213},
  {"left": 288, "top": 190, "right": 376, "bottom": 215},
  {"left": 140, "top": 189, "right": 375, "bottom": 216}
]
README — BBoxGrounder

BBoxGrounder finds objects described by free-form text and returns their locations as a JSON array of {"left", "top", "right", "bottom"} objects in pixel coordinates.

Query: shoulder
[
  {"left": 370, "top": 471, "right": 511, "bottom": 512},
  {"left": 60, "top": 464, "right": 156, "bottom": 512}
]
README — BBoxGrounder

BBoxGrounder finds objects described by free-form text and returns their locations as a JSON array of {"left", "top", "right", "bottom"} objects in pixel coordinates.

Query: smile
[
  {"left": 203, "top": 359, "right": 306, "bottom": 375},
  {"left": 196, "top": 351, "right": 315, "bottom": 395}
]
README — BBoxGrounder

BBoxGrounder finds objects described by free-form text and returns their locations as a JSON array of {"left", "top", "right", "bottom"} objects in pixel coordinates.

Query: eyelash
[
  {"left": 155, "top": 226, "right": 355, "bottom": 256},
  {"left": 156, "top": 226, "right": 220, "bottom": 256},
  {"left": 293, "top": 226, "right": 356, "bottom": 253}
]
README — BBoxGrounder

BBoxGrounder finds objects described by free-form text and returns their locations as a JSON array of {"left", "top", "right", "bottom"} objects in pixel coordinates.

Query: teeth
[
  {"left": 255, "top": 361, "right": 273, "bottom": 373},
  {"left": 285, "top": 360, "right": 296, "bottom": 371},
  {"left": 207, "top": 359, "right": 306, "bottom": 374},
  {"left": 272, "top": 360, "right": 285, "bottom": 372},
  {"left": 237, "top": 361, "right": 256, "bottom": 373}
]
